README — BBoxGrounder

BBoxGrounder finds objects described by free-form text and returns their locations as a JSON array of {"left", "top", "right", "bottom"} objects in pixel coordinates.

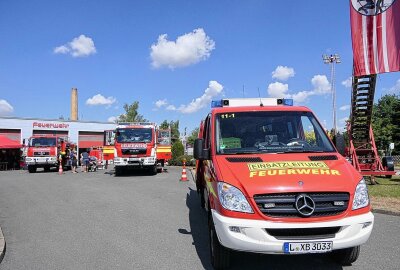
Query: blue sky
[{"left": 1, "top": 0, "right": 399, "bottom": 134}]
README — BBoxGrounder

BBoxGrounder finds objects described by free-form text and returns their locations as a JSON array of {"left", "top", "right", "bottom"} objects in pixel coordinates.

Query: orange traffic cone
[
  {"left": 180, "top": 161, "right": 188, "bottom": 182},
  {"left": 58, "top": 161, "right": 63, "bottom": 175}
]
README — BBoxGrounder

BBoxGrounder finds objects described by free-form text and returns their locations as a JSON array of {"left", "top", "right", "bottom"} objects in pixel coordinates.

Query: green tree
[
  {"left": 171, "top": 140, "right": 184, "bottom": 160},
  {"left": 187, "top": 127, "right": 199, "bottom": 146},
  {"left": 372, "top": 94, "right": 400, "bottom": 154},
  {"left": 118, "top": 101, "right": 147, "bottom": 122},
  {"left": 159, "top": 120, "right": 169, "bottom": 129}
]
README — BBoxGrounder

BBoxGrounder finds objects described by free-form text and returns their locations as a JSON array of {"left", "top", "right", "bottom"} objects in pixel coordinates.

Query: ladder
[{"left": 347, "top": 74, "right": 393, "bottom": 177}]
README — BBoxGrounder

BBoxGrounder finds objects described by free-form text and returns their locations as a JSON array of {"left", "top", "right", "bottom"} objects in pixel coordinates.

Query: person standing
[
  {"left": 71, "top": 150, "right": 78, "bottom": 173},
  {"left": 81, "top": 150, "right": 90, "bottom": 172}
]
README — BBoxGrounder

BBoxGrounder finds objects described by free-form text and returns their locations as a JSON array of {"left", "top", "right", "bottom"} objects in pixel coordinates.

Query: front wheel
[
  {"left": 114, "top": 166, "right": 123, "bottom": 176},
  {"left": 331, "top": 246, "right": 360, "bottom": 266},
  {"left": 149, "top": 165, "right": 157, "bottom": 175},
  {"left": 28, "top": 165, "right": 37, "bottom": 173},
  {"left": 209, "top": 216, "right": 230, "bottom": 269}
]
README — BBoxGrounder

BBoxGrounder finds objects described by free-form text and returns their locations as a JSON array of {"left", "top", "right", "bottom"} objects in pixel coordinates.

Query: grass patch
[
  {"left": 368, "top": 174, "right": 400, "bottom": 213},
  {"left": 368, "top": 175, "right": 400, "bottom": 198}
]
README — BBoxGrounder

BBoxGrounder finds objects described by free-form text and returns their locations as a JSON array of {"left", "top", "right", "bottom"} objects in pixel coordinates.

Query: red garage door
[{"left": 78, "top": 131, "right": 103, "bottom": 149}]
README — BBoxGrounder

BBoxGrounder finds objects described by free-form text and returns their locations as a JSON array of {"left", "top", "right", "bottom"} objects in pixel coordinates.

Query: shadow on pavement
[
  {"left": 182, "top": 188, "right": 213, "bottom": 270},
  {"left": 185, "top": 188, "right": 343, "bottom": 270}
]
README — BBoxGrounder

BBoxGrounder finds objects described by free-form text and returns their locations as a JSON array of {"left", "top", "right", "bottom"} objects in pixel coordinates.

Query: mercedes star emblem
[{"left": 295, "top": 194, "right": 316, "bottom": 217}]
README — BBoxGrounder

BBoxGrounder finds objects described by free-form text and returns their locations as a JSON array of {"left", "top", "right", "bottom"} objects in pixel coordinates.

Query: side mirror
[
  {"left": 194, "top": 138, "right": 210, "bottom": 160},
  {"left": 194, "top": 139, "right": 203, "bottom": 160}
]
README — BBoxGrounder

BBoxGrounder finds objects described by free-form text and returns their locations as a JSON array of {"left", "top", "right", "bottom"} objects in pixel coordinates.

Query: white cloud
[
  {"left": 387, "top": 79, "right": 400, "bottom": 94},
  {"left": 53, "top": 45, "right": 69, "bottom": 54},
  {"left": 311, "top": 75, "right": 331, "bottom": 94},
  {"left": 267, "top": 75, "right": 331, "bottom": 104},
  {"left": 155, "top": 99, "right": 168, "bottom": 108},
  {"left": 165, "top": 81, "right": 223, "bottom": 113},
  {"left": 342, "top": 77, "right": 352, "bottom": 88},
  {"left": 267, "top": 82, "right": 290, "bottom": 98},
  {"left": 339, "top": 105, "right": 350, "bottom": 111},
  {"left": 54, "top": 34, "right": 96, "bottom": 57},
  {"left": 86, "top": 94, "right": 116, "bottom": 106},
  {"left": 271, "top": 66, "right": 295, "bottom": 81},
  {"left": 150, "top": 28, "right": 215, "bottom": 69},
  {"left": 179, "top": 81, "right": 223, "bottom": 113},
  {"left": 166, "top": 105, "right": 177, "bottom": 111},
  {"left": 292, "top": 91, "right": 312, "bottom": 103},
  {"left": 0, "top": 99, "right": 14, "bottom": 115},
  {"left": 107, "top": 116, "right": 117, "bottom": 123}
]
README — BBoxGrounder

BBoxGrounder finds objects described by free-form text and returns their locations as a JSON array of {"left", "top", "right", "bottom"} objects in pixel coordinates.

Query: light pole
[{"left": 322, "top": 54, "right": 341, "bottom": 135}]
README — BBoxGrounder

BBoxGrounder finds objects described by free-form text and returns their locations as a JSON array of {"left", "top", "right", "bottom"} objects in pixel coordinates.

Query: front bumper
[
  {"left": 212, "top": 210, "right": 374, "bottom": 254},
  {"left": 25, "top": 157, "right": 58, "bottom": 166},
  {"left": 114, "top": 156, "right": 156, "bottom": 167}
]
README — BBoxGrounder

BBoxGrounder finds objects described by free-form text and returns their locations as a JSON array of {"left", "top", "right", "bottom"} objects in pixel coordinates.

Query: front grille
[
  {"left": 308, "top": 155, "right": 338, "bottom": 161},
  {"left": 33, "top": 151, "right": 50, "bottom": 156},
  {"left": 122, "top": 149, "right": 147, "bottom": 155},
  {"left": 226, "top": 157, "right": 263, "bottom": 163},
  {"left": 253, "top": 192, "right": 350, "bottom": 218},
  {"left": 266, "top": 227, "right": 341, "bottom": 240}
]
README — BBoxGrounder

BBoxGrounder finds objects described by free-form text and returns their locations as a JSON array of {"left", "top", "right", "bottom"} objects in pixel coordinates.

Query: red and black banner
[{"left": 350, "top": 0, "right": 400, "bottom": 76}]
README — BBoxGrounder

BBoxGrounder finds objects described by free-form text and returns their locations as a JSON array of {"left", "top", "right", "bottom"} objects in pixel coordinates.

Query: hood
[{"left": 214, "top": 153, "right": 361, "bottom": 197}]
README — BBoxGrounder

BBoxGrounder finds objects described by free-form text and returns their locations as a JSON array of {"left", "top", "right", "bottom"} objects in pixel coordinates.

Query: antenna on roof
[
  {"left": 242, "top": 85, "right": 245, "bottom": 98},
  {"left": 258, "top": 88, "right": 263, "bottom": 106}
]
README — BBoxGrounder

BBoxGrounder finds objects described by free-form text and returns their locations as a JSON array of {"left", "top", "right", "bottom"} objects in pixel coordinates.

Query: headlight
[
  {"left": 217, "top": 182, "right": 253, "bottom": 213},
  {"left": 352, "top": 178, "right": 369, "bottom": 210}
]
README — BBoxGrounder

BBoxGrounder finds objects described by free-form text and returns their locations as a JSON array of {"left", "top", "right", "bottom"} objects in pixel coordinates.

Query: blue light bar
[
  {"left": 283, "top": 99, "right": 293, "bottom": 106},
  {"left": 211, "top": 100, "right": 223, "bottom": 108}
]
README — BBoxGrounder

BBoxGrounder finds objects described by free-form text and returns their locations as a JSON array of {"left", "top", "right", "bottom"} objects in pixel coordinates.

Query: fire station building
[{"left": 0, "top": 116, "right": 116, "bottom": 149}]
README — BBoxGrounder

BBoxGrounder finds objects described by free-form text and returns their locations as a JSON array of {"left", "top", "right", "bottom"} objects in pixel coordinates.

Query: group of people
[
  {"left": 69, "top": 149, "right": 93, "bottom": 173},
  {"left": 0, "top": 149, "right": 20, "bottom": 170}
]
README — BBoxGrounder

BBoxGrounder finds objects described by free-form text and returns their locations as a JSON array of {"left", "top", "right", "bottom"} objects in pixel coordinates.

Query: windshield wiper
[
  {"left": 280, "top": 149, "right": 324, "bottom": 153},
  {"left": 221, "top": 151, "right": 259, "bottom": 155}
]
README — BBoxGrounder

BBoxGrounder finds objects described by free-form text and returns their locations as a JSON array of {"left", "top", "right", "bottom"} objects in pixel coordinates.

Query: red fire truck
[
  {"left": 156, "top": 128, "right": 172, "bottom": 171},
  {"left": 25, "top": 135, "right": 74, "bottom": 173},
  {"left": 103, "top": 130, "right": 116, "bottom": 163},
  {"left": 194, "top": 98, "right": 373, "bottom": 268},
  {"left": 113, "top": 122, "right": 159, "bottom": 176}
]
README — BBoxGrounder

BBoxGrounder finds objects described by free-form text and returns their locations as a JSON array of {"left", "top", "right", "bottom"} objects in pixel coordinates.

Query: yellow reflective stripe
[
  {"left": 156, "top": 149, "right": 171, "bottom": 153},
  {"left": 206, "top": 181, "right": 217, "bottom": 198}
]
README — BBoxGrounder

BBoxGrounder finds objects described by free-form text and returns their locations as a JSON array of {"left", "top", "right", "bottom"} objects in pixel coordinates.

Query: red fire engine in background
[
  {"left": 24, "top": 135, "right": 74, "bottom": 173},
  {"left": 156, "top": 128, "right": 172, "bottom": 170},
  {"left": 103, "top": 129, "right": 115, "bottom": 163},
  {"left": 113, "top": 122, "right": 158, "bottom": 176}
]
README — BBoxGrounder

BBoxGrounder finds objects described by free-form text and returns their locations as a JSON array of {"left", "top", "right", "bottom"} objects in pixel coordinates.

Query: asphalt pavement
[{"left": 0, "top": 167, "right": 399, "bottom": 270}]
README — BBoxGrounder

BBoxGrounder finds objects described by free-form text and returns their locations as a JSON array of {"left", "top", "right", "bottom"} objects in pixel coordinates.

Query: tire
[
  {"left": 149, "top": 165, "right": 157, "bottom": 175},
  {"left": 209, "top": 216, "right": 230, "bottom": 269},
  {"left": 28, "top": 165, "right": 37, "bottom": 173},
  {"left": 382, "top": 156, "right": 394, "bottom": 179},
  {"left": 114, "top": 166, "right": 122, "bottom": 176},
  {"left": 331, "top": 246, "right": 360, "bottom": 266},
  {"left": 335, "top": 133, "right": 346, "bottom": 157}
]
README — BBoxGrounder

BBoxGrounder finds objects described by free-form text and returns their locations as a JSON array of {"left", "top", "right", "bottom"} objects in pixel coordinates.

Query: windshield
[
  {"left": 158, "top": 130, "right": 171, "bottom": 146},
  {"left": 30, "top": 137, "right": 57, "bottom": 147},
  {"left": 116, "top": 128, "right": 153, "bottom": 143},
  {"left": 216, "top": 111, "right": 335, "bottom": 154}
]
